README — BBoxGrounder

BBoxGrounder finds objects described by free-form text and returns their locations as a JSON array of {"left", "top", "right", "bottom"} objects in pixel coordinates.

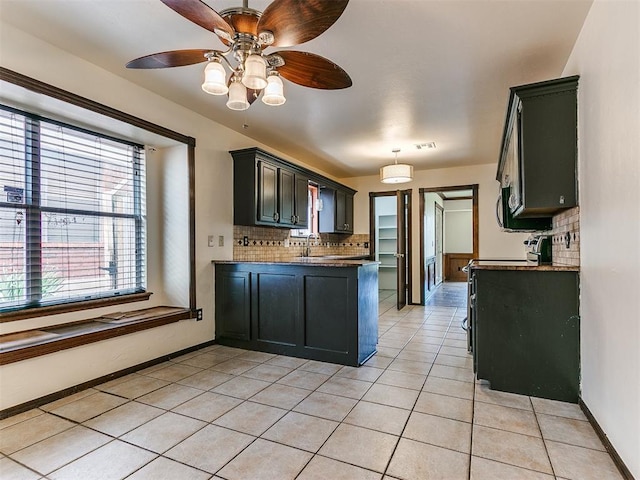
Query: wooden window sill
[
  {"left": 0, "top": 306, "right": 192, "bottom": 365},
  {"left": 0, "top": 292, "right": 153, "bottom": 323}
]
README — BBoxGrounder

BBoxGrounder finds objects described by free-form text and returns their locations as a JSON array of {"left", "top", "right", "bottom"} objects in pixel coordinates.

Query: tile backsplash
[
  {"left": 543, "top": 206, "right": 580, "bottom": 267},
  {"left": 233, "top": 226, "right": 370, "bottom": 262}
]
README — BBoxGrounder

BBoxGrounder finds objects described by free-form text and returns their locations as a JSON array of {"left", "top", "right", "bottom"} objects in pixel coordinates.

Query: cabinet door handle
[
  {"left": 273, "top": 212, "right": 279, "bottom": 222},
  {"left": 496, "top": 194, "right": 503, "bottom": 228},
  {"left": 291, "top": 215, "right": 296, "bottom": 224}
]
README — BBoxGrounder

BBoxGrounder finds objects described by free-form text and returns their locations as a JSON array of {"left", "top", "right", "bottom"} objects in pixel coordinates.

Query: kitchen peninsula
[{"left": 213, "top": 258, "right": 378, "bottom": 366}]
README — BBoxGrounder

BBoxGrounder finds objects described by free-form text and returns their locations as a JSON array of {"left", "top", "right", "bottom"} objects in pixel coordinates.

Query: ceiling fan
[{"left": 126, "top": 0, "right": 352, "bottom": 111}]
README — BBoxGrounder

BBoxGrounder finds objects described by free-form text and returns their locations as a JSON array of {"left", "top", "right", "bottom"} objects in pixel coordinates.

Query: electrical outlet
[
  {"left": 284, "top": 238, "right": 290, "bottom": 247},
  {"left": 364, "top": 242, "right": 369, "bottom": 248},
  {"left": 207, "top": 235, "right": 214, "bottom": 247},
  {"left": 218, "top": 235, "right": 224, "bottom": 247},
  {"left": 243, "top": 236, "right": 249, "bottom": 246},
  {"left": 195, "top": 308, "right": 203, "bottom": 321}
]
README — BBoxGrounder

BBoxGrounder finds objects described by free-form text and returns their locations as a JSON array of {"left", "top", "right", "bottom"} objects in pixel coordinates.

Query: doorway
[
  {"left": 419, "top": 185, "right": 478, "bottom": 304},
  {"left": 369, "top": 190, "right": 412, "bottom": 310}
]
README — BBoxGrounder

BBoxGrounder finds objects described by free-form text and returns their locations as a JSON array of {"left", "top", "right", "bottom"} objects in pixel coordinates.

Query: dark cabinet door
[
  {"left": 258, "top": 161, "right": 279, "bottom": 224},
  {"left": 303, "top": 274, "right": 351, "bottom": 354},
  {"left": 335, "top": 190, "right": 347, "bottom": 231},
  {"left": 295, "top": 175, "right": 310, "bottom": 228},
  {"left": 279, "top": 168, "right": 296, "bottom": 227},
  {"left": 215, "top": 269, "right": 250, "bottom": 341},
  {"left": 253, "top": 272, "right": 298, "bottom": 347},
  {"left": 319, "top": 188, "right": 355, "bottom": 233},
  {"left": 344, "top": 192, "right": 354, "bottom": 233}
]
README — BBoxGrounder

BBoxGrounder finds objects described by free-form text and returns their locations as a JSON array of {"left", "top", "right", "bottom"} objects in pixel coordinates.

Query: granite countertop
[
  {"left": 213, "top": 256, "right": 379, "bottom": 267},
  {"left": 470, "top": 259, "right": 580, "bottom": 272}
]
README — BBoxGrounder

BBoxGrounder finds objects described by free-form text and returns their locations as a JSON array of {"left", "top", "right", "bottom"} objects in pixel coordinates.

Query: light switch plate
[
  {"left": 218, "top": 235, "right": 224, "bottom": 247},
  {"left": 207, "top": 235, "right": 214, "bottom": 247}
]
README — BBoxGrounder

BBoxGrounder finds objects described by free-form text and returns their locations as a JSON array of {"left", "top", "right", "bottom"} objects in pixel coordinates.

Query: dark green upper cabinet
[
  {"left": 232, "top": 149, "right": 307, "bottom": 228},
  {"left": 231, "top": 147, "right": 355, "bottom": 230},
  {"left": 319, "top": 187, "right": 354, "bottom": 234},
  {"left": 497, "top": 76, "right": 579, "bottom": 219}
]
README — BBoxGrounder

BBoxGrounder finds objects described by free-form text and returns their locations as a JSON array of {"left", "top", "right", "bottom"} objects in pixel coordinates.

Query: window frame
[
  {"left": 0, "top": 67, "right": 196, "bottom": 323},
  {"left": 0, "top": 104, "right": 148, "bottom": 317}
]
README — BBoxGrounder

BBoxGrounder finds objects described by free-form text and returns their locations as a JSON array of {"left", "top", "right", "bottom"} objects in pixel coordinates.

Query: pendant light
[{"left": 380, "top": 148, "right": 413, "bottom": 183}]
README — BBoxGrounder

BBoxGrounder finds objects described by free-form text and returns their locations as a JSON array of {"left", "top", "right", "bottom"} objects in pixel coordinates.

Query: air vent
[{"left": 415, "top": 142, "right": 436, "bottom": 150}]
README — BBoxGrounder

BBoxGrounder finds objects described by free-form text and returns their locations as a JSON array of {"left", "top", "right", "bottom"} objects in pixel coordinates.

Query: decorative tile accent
[{"left": 233, "top": 225, "right": 369, "bottom": 262}]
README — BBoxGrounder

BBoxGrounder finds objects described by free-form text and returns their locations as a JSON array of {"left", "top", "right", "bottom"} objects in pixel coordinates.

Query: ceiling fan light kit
[
  {"left": 227, "top": 77, "right": 250, "bottom": 111},
  {"left": 201, "top": 57, "right": 229, "bottom": 95},
  {"left": 127, "top": 0, "right": 352, "bottom": 112},
  {"left": 262, "top": 72, "right": 286, "bottom": 106},
  {"left": 381, "top": 149, "right": 413, "bottom": 184}
]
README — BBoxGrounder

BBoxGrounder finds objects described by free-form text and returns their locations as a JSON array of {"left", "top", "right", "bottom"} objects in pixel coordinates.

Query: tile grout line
[
  {"left": 380, "top": 308, "right": 459, "bottom": 478},
  {"left": 529, "top": 395, "right": 558, "bottom": 479}
]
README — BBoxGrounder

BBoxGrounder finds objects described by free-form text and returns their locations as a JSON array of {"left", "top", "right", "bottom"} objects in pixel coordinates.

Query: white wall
[
  {"left": 423, "top": 193, "right": 443, "bottom": 259},
  {"left": 0, "top": 22, "right": 336, "bottom": 409},
  {"left": 444, "top": 199, "right": 473, "bottom": 253},
  {"left": 562, "top": 0, "right": 640, "bottom": 476},
  {"left": 343, "top": 163, "right": 529, "bottom": 302}
]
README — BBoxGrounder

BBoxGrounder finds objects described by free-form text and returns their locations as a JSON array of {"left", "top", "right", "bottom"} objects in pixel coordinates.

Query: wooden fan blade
[
  {"left": 160, "top": 0, "right": 234, "bottom": 41},
  {"left": 126, "top": 49, "right": 211, "bottom": 69},
  {"left": 276, "top": 51, "right": 352, "bottom": 90},
  {"left": 258, "top": 0, "right": 349, "bottom": 47}
]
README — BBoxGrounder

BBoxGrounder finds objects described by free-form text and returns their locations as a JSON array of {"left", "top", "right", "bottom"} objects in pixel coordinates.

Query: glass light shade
[
  {"left": 262, "top": 74, "right": 286, "bottom": 106},
  {"left": 380, "top": 164, "right": 413, "bottom": 183},
  {"left": 201, "top": 60, "right": 228, "bottom": 95},
  {"left": 226, "top": 80, "right": 249, "bottom": 111},
  {"left": 242, "top": 54, "right": 268, "bottom": 90}
]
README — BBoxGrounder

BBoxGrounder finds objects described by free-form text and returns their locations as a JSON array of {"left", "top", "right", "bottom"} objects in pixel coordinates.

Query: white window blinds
[{"left": 0, "top": 105, "right": 146, "bottom": 312}]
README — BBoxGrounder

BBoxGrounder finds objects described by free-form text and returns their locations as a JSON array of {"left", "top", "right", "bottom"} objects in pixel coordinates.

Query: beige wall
[
  {"left": 0, "top": 22, "right": 335, "bottom": 410},
  {"left": 342, "top": 164, "right": 529, "bottom": 301},
  {"left": 562, "top": 0, "right": 640, "bottom": 476},
  {"left": 444, "top": 199, "right": 473, "bottom": 254}
]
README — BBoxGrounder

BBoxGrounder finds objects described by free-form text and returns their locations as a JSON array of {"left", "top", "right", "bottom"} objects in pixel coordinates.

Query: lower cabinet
[
  {"left": 215, "top": 270, "right": 251, "bottom": 341},
  {"left": 214, "top": 262, "right": 378, "bottom": 366},
  {"left": 471, "top": 268, "right": 579, "bottom": 402}
]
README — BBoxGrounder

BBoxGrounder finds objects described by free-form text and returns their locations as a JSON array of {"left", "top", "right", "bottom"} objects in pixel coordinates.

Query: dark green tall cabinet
[{"left": 471, "top": 267, "right": 580, "bottom": 402}]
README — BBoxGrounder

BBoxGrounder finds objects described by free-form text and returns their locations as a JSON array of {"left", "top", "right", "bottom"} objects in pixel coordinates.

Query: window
[
  {"left": 291, "top": 184, "right": 320, "bottom": 237},
  {"left": 0, "top": 105, "right": 146, "bottom": 312}
]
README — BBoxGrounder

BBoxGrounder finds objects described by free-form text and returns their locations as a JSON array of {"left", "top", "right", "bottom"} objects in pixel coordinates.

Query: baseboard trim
[
  {"left": 579, "top": 398, "right": 636, "bottom": 480},
  {"left": 0, "top": 339, "right": 216, "bottom": 420}
]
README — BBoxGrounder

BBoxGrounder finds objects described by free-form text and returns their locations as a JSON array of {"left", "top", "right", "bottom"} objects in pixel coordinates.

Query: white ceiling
[{"left": 0, "top": 0, "right": 592, "bottom": 178}]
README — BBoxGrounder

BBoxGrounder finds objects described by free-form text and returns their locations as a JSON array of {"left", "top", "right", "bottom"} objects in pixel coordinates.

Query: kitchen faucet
[{"left": 303, "top": 233, "right": 318, "bottom": 257}]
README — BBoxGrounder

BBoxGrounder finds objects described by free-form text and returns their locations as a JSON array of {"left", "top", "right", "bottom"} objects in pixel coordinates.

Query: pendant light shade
[
  {"left": 380, "top": 164, "right": 413, "bottom": 183},
  {"left": 242, "top": 54, "right": 268, "bottom": 90},
  {"left": 227, "top": 78, "right": 249, "bottom": 111},
  {"left": 262, "top": 72, "right": 286, "bottom": 106},
  {"left": 202, "top": 59, "right": 228, "bottom": 95},
  {"left": 380, "top": 149, "right": 413, "bottom": 183}
]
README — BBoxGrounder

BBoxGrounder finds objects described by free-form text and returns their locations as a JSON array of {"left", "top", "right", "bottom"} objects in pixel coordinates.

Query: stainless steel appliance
[{"left": 525, "top": 235, "right": 552, "bottom": 265}]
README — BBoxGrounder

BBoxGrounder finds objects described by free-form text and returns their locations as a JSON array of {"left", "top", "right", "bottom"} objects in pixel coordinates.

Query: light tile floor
[{"left": 0, "top": 287, "right": 623, "bottom": 480}]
